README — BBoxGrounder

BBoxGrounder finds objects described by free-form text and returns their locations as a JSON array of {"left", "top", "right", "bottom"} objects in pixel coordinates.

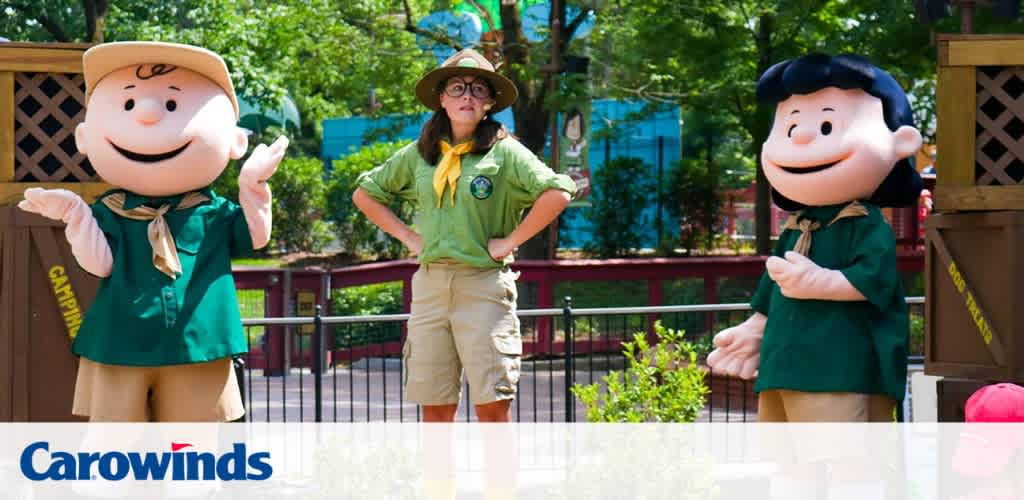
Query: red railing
[{"left": 233, "top": 253, "right": 924, "bottom": 374}]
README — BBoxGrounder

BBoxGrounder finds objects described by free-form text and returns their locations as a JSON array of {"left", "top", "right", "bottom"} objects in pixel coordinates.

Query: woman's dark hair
[
  {"left": 756, "top": 53, "right": 923, "bottom": 210},
  {"left": 417, "top": 78, "right": 509, "bottom": 164}
]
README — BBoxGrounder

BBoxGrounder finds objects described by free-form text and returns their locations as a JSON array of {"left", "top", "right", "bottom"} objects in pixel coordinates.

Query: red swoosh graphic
[{"left": 171, "top": 442, "right": 193, "bottom": 452}]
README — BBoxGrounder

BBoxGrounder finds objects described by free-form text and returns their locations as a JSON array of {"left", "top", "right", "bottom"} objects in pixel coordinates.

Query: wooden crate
[
  {"left": 924, "top": 211, "right": 1024, "bottom": 382},
  {"left": 0, "top": 206, "right": 98, "bottom": 421},
  {"left": 935, "top": 35, "right": 1024, "bottom": 211},
  {"left": 0, "top": 42, "right": 111, "bottom": 421},
  {"left": 0, "top": 42, "right": 109, "bottom": 205}
]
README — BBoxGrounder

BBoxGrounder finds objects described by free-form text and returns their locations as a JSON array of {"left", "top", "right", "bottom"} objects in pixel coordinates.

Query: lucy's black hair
[{"left": 756, "top": 53, "right": 923, "bottom": 210}]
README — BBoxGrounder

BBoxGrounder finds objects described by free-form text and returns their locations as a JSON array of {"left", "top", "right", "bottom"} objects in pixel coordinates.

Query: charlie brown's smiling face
[
  {"left": 75, "top": 64, "right": 247, "bottom": 197},
  {"left": 761, "top": 86, "right": 922, "bottom": 207}
]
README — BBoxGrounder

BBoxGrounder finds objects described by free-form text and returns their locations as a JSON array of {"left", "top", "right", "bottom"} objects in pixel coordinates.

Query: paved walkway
[{"left": 241, "top": 356, "right": 753, "bottom": 423}]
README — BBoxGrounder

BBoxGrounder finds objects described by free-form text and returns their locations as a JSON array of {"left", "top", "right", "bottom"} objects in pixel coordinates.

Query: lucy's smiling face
[
  {"left": 75, "top": 64, "right": 247, "bottom": 197},
  {"left": 762, "top": 86, "right": 922, "bottom": 207}
]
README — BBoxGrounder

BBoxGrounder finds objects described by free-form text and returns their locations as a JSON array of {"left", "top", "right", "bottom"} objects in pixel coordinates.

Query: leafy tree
[
  {"left": 664, "top": 112, "right": 750, "bottom": 254},
  {"left": 590, "top": 1, "right": 1024, "bottom": 254},
  {"left": 325, "top": 141, "right": 415, "bottom": 260},
  {"left": 0, "top": 0, "right": 109, "bottom": 42},
  {"left": 668, "top": 159, "right": 723, "bottom": 255},
  {"left": 212, "top": 155, "right": 332, "bottom": 254},
  {"left": 583, "top": 156, "right": 654, "bottom": 258},
  {"left": 2, "top": 1, "right": 433, "bottom": 158},
  {"left": 267, "top": 156, "right": 333, "bottom": 253}
]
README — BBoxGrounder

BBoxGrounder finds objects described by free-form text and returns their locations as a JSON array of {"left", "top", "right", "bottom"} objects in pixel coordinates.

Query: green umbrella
[{"left": 237, "top": 94, "right": 301, "bottom": 133}]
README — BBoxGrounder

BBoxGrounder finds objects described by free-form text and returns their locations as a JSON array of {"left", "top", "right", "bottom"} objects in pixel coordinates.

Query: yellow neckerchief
[{"left": 433, "top": 140, "right": 475, "bottom": 207}]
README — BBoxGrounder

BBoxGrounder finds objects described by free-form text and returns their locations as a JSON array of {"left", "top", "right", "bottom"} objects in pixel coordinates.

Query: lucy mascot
[
  {"left": 706, "top": 54, "right": 923, "bottom": 499},
  {"left": 18, "top": 42, "right": 288, "bottom": 422}
]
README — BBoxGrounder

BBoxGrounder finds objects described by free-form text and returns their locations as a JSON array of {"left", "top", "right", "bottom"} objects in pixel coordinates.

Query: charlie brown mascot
[
  {"left": 707, "top": 53, "right": 923, "bottom": 500},
  {"left": 18, "top": 41, "right": 288, "bottom": 422}
]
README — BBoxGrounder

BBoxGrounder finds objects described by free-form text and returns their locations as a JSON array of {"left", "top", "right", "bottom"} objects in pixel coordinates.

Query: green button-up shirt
[
  {"left": 72, "top": 188, "right": 253, "bottom": 367},
  {"left": 357, "top": 138, "right": 577, "bottom": 268},
  {"left": 750, "top": 202, "right": 909, "bottom": 402}
]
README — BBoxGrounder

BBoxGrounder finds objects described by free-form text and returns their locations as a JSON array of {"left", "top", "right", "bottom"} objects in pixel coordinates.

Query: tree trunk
[
  {"left": 83, "top": 0, "right": 109, "bottom": 43},
  {"left": 753, "top": 13, "right": 775, "bottom": 256},
  {"left": 500, "top": 0, "right": 558, "bottom": 260},
  {"left": 7, "top": 2, "right": 71, "bottom": 41},
  {"left": 705, "top": 127, "right": 716, "bottom": 251}
]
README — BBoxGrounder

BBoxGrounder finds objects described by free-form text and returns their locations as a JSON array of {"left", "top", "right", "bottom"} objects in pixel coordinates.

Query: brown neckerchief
[{"left": 781, "top": 201, "right": 869, "bottom": 256}]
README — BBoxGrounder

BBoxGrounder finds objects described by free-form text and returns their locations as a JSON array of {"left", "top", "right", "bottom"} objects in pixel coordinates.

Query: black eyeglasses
[{"left": 442, "top": 78, "right": 492, "bottom": 99}]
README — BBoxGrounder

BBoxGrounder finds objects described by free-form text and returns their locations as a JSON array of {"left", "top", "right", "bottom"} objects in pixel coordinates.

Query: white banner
[{"left": 1, "top": 423, "right": 1022, "bottom": 499}]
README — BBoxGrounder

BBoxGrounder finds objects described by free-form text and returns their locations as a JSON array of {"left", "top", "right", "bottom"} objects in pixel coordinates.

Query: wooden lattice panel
[
  {"left": 976, "top": 66, "right": 1024, "bottom": 186},
  {"left": 13, "top": 72, "right": 95, "bottom": 182}
]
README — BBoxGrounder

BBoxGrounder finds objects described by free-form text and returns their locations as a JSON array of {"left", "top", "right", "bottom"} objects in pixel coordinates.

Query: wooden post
[
  {"left": 0, "top": 72, "right": 13, "bottom": 183},
  {"left": 934, "top": 64, "right": 976, "bottom": 210},
  {"left": 646, "top": 279, "right": 662, "bottom": 342},
  {"left": 704, "top": 274, "right": 719, "bottom": 335},
  {"left": 537, "top": 278, "right": 554, "bottom": 354}
]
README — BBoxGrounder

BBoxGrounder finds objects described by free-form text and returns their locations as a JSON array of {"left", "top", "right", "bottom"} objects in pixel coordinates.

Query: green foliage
[
  {"left": 667, "top": 158, "right": 724, "bottom": 254},
  {"left": 2, "top": 1, "right": 433, "bottom": 158},
  {"left": 331, "top": 282, "right": 403, "bottom": 317},
  {"left": 909, "top": 312, "right": 924, "bottom": 357},
  {"left": 268, "top": 156, "right": 333, "bottom": 253},
  {"left": 555, "top": 280, "right": 648, "bottom": 340},
  {"left": 588, "top": 1, "right": 1024, "bottom": 246},
  {"left": 331, "top": 282, "right": 404, "bottom": 348},
  {"left": 208, "top": 144, "right": 331, "bottom": 254},
  {"left": 904, "top": 271, "right": 925, "bottom": 296},
  {"left": 236, "top": 288, "right": 266, "bottom": 344},
  {"left": 326, "top": 141, "right": 415, "bottom": 260},
  {"left": 572, "top": 321, "right": 709, "bottom": 422},
  {"left": 583, "top": 157, "right": 655, "bottom": 258}
]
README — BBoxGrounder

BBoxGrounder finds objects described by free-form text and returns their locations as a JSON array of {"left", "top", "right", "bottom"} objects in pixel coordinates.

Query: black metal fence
[{"left": 234, "top": 297, "right": 925, "bottom": 423}]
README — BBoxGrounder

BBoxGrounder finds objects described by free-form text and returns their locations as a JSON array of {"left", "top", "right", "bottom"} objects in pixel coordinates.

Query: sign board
[
  {"left": 296, "top": 291, "right": 316, "bottom": 335},
  {"left": 559, "top": 101, "right": 592, "bottom": 206}
]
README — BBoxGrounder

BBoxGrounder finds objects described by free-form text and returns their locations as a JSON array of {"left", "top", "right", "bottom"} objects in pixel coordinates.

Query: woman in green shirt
[{"left": 353, "top": 48, "right": 576, "bottom": 422}]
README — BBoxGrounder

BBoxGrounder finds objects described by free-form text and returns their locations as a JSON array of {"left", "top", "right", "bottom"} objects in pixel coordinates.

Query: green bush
[
  {"left": 909, "top": 313, "right": 924, "bottom": 357},
  {"left": 572, "top": 321, "right": 709, "bottom": 422},
  {"left": 903, "top": 271, "right": 925, "bottom": 296},
  {"left": 583, "top": 157, "right": 654, "bottom": 258},
  {"left": 237, "top": 289, "right": 266, "bottom": 345},
  {"left": 212, "top": 153, "right": 332, "bottom": 254},
  {"left": 665, "top": 158, "right": 725, "bottom": 254},
  {"left": 269, "top": 156, "right": 333, "bottom": 252},
  {"left": 331, "top": 282, "right": 404, "bottom": 348},
  {"left": 326, "top": 141, "right": 414, "bottom": 260},
  {"left": 332, "top": 282, "right": 403, "bottom": 316}
]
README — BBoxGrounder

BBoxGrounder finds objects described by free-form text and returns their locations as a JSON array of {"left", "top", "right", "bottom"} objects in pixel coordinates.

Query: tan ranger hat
[
  {"left": 414, "top": 48, "right": 517, "bottom": 113},
  {"left": 83, "top": 41, "right": 239, "bottom": 119}
]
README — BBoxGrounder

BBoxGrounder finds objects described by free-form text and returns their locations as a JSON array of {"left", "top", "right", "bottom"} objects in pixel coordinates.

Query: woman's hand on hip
[{"left": 488, "top": 238, "right": 515, "bottom": 261}]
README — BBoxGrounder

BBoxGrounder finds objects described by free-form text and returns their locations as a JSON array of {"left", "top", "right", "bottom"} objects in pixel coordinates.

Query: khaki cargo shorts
[
  {"left": 757, "top": 389, "right": 896, "bottom": 423},
  {"left": 403, "top": 260, "right": 522, "bottom": 406},
  {"left": 757, "top": 389, "right": 897, "bottom": 465},
  {"left": 72, "top": 356, "right": 244, "bottom": 422}
]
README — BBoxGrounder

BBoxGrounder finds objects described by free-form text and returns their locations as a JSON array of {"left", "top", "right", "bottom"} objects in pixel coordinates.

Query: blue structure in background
[
  {"left": 322, "top": 108, "right": 516, "bottom": 160},
  {"left": 321, "top": 99, "right": 681, "bottom": 250}
]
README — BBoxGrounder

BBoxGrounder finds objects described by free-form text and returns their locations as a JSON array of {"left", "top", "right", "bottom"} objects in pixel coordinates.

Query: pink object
[
  {"left": 952, "top": 383, "right": 1024, "bottom": 480},
  {"left": 965, "top": 383, "right": 1024, "bottom": 423}
]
